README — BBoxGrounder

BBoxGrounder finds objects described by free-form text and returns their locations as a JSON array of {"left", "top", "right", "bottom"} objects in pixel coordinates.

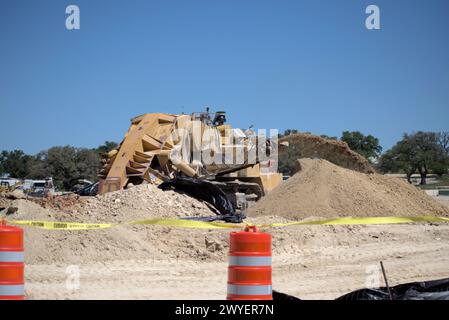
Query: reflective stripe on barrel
[
  {"left": 0, "top": 220, "right": 25, "bottom": 300},
  {"left": 229, "top": 256, "right": 271, "bottom": 267},
  {"left": 0, "top": 251, "right": 24, "bottom": 263},
  {"left": 227, "top": 226, "right": 272, "bottom": 300},
  {"left": 0, "top": 284, "right": 25, "bottom": 296},
  {"left": 227, "top": 284, "right": 272, "bottom": 295}
]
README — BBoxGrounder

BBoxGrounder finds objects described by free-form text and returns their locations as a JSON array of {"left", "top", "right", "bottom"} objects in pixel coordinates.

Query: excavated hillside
[
  {"left": 279, "top": 133, "right": 375, "bottom": 174},
  {"left": 249, "top": 158, "right": 449, "bottom": 219}
]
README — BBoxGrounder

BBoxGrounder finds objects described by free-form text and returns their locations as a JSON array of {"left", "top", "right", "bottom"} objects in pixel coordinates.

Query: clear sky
[{"left": 1, "top": 0, "right": 448, "bottom": 154}]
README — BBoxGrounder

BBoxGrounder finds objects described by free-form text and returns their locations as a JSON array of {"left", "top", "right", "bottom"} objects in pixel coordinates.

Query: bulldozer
[{"left": 98, "top": 110, "right": 282, "bottom": 218}]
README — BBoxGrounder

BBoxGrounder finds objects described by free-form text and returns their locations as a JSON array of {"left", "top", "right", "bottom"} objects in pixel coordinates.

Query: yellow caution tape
[
  {"left": 9, "top": 220, "right": 115, "bottom": 230},
  {"left": 7, "top": 218, "right": 238, "bottom": 230},
  {"left": 7, "top": 215, "right": 449, "bottom": 231},
  {"left": 266, "top": 216, "right": 449, "bottom": 227}
]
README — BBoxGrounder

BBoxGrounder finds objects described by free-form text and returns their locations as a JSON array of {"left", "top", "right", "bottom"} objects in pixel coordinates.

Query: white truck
[{"left": 22, "top": 177, "right": 55, "bottom": 197}]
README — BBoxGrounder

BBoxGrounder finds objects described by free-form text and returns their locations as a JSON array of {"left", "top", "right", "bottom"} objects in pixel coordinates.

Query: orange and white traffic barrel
[
  {"left": 227, "top": 226, "right": 272, "bottom": 300},
  {"left": 0, "top": 219, "right": 25, "bottom": 300}
]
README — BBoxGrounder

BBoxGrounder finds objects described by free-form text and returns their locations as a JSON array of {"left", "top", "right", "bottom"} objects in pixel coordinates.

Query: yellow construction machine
[{"left": 98, "top": 110, "right": 282, "bottom": 218}]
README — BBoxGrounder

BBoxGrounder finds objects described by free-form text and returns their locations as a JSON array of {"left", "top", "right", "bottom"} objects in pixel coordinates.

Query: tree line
[
  {"left": 1, "top": 131, "right": 448, "bottom": 189},
  {"left": 379, "top": 132, "right": 449, "bottom": 184},
  {"left": 279, "top": 130, "right": 449, "bottom": 184},
  {"left": 0, "top": 141, "right": 117, "bottom": 190}
]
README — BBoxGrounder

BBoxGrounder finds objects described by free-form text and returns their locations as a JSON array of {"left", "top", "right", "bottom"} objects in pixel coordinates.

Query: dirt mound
[
  {"left": 279, "top": 133, "right": 375, "bottom": 174},
  {"left": 74, "top": 183, "right": 215, "bottom": 222},
  {"left": 11, "top": 183, "right": 215, "bottom": 223},
  {"left": 3, "top": 184, "right": 221, "bottom": 264},
  {"left": 0, "top": 196, "right": 10, "bottom": 209},
  {"left": 249, "top": 158, "right": 449, "bottom": 219},
  {"left": 30, "top": 193, "right": 84, "bottom": 212}
]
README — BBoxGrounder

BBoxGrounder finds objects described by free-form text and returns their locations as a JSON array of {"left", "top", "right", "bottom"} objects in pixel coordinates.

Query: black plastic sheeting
[
  {"left": 273, "top": 278, "right": 449, "bottom": 300},
  {"left": 336, "top": 277, "right": 449, "bottom": 300},
  {"left": 158, "top": 176, "right": 245, "bottom": 223},
  {"left": 272, "top": 290, "right": 301, "bottom": 301}
]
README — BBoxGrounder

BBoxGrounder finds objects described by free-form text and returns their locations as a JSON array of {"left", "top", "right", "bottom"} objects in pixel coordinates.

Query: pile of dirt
[
  {"left": 73, "top": 183, "right": 215, "bottom": 222},
  {"left": 279, "top": 133, "right": 375, "bottom": 174},
  {"left": 248, "top": 158, "right": 449, "bottom": 219},
  {"left": 4, "top": 184, "right": 221, "bottom": 264},
  {"left": 11, "top": 183, "right": 214, "bottom": 223},
  {"left": 30, "top": 193, "right": 84, "bottom": 212},
  {"left": 0, "top": 196, "right": 10, "bottom": 209},
  {"left": 1, "top": 190, "right": 81, "bottom": 213}
]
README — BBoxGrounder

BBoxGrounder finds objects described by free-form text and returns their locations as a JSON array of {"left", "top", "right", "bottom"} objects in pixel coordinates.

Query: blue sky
[{"left": 1, "top": 0, "right": 448, "bottom": 154}]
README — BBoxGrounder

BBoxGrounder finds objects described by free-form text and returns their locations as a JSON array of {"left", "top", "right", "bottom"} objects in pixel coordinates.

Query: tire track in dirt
[{"left": 25, "top": 224, "right": 449, "bottom": 299}]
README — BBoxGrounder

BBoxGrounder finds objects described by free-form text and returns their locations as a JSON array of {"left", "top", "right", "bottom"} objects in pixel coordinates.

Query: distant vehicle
[
  {"left": 22, "top": 179, "right": 34, "bottom": 190},
  {"left": 0, "top": 176, "right": 21, "bottom": 192},
  {"left": 23, "top": 177, "right": 55, "bottom": 197},
  {"left": 0, "top": 176, "right": 21, "bottom": 188}
]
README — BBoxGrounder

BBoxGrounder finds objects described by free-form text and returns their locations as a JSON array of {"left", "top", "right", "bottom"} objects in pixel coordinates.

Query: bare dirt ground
[
  {"left": 435, "top": 195, "right": 449, "bottom": 208},
  {"left": 7, "top": 163, "right": 449, "bottom": 300},
  {"left": 25, "top": 221, "right": 449, "bottom": 300}
]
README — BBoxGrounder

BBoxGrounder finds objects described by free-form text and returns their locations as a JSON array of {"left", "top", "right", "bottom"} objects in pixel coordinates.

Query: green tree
[
  {"left": 437, "top": 131, "right": 449, "bottom": 155},
  {"left": 27, "top": 152, "right": 48, "bottom": 180},
  {"left": 341, "top": 131, "right": 382, "bottom": 161},
  {"left": 278, "top": 129, "right": 299, "bottom": 139},
  {"left": 0, "top": 150, "right": 32, "bottom": 178},
  {"left": 75, "top": 148, "right": 101, "bottom": 182},
  {"left": 97, "top": 141, "right": 118, "bottom": 154},
  {"left": 319, "top": 134, "right": 338, "bottom": 140},
  {"left": 45, "top": 146, "right": 78, "bottom": 189},
  {"left": 379, "top": 132, "right": 449, "bottom": 184},
  {"left": 26, "top": 146, "right": 102, "bottom": 190},
  {"left": 1, "top": 142, "right": 116, "bottom": 190}
]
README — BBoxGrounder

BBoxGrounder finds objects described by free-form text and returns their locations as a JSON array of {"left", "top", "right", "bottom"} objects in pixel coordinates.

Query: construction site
[
  {"left": 1, "top": 111, "right": 449, "bottom": 300},
  {"left": 2, "top": 1, "right": 449, "bottom": 306}
]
